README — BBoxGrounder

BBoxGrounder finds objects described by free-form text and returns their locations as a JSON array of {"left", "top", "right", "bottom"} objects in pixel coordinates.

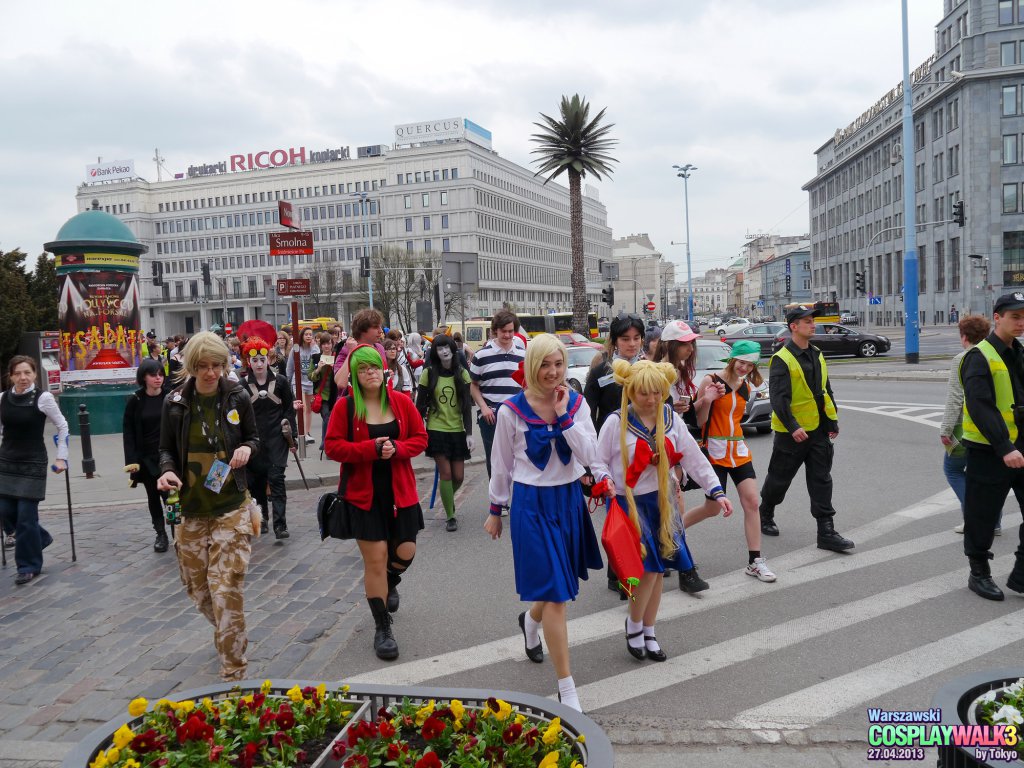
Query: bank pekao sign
[
  {"left": 85, "top": 159, "right": 135, "bottom": 184},
  {"left": 184, "top": 145, "right": 351, "bottom": 178}
]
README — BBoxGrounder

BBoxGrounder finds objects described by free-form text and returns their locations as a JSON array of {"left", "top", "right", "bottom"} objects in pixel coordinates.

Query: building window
[
  {"left": 424, "top": 239, "right": 432, "bottom": 253},
  {"left": 951, "top": 237, "right": 961, "bottom": 291},
  {"left": 404, "top": 195, "right": 412, "bottom": 209},
  {"left": 442, "top": 238, "right": 450, "bottom": 252},
  {"left": 405, "top": 217, "right": 413, "bottom": 232},
  {"left": 935, "top": 241, "right": 945, "bottom": 292},
  {"left": 1000, "top": 0, "right": 1014, "bottom": 25},
  {"left": 440, "top": 191, "right": 448, "bottom": 205},
  {"left": 1004, "top": 85, "right": 1018, "bottom": 116},
  {"left": 1005, "top": 183, "right": 1019, "bottom": 213},
  {"left": 1005, "top": 135, "right": 1019, "bottom": 164},
  {"left": 423, "top": 216, "right": 431, "bottom": 230},
  {"left": 441, "top": 214, "right": 449, "bottom": 229},
  {"left": 406, "top": 240, "right": 414, "bottom": 253},
  {"left": 422, "top": 193, "right": 430, "bottom": 207},
  {"left": 914, "top": 121, "right": 925, "bottom": 150},
  {"left": 933, "top": 109, "right": 944, "bottom": 138},
  {"left": 1003, "top": 41, "right": 1017, "bottom": 66}
]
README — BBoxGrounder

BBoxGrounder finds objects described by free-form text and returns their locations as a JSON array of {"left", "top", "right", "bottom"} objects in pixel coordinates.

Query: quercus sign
[{"left": 186, "top": 146, "right": 351, "bottom": 178}]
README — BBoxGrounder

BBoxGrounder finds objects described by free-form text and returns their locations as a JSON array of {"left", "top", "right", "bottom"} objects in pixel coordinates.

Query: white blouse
[
  {"left": 488, "top": 395, "right": 598, "bottom": 510},
  {"left": 0, "top": 386, "right": 70, "bottom": 460},
  {"left": 592, "top": 408, "right": 721, "bottom": 497}
]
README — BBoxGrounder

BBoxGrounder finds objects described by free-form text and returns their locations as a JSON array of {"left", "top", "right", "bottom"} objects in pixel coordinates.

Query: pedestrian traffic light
[
  {"left": 602, "top": 284, "right": 614, "bottom": 305},
  {"left": 953, "top": 200, "right": 966, "bottom": 227},
  {"left": 855, "top": 272, "right": 865, "bottom": 293},
  {"left": 360, "top": 256, "right": 370, "bottom": 278},
  {"left": 201, "top": 261, "right": 211, "bottom": 287}
]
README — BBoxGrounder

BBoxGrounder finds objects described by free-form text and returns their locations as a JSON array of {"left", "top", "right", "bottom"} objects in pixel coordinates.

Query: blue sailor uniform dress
[
  {"left": 488, "top": 390, "right": 603, "bottom": 602},
  {"left": 593, "top": 405, "right": 724, "bottom": 574}
]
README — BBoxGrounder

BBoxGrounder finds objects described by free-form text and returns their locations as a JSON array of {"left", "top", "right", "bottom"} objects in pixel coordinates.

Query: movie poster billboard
[{"left": 56, "top": 253, "right": 142, "bottom": 380}]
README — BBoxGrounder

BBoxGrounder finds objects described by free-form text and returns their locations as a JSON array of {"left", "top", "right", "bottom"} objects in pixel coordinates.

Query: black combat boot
[
  {"left": 367, "top": 597, "right": 399, "bottom": 660},
  {"left": 816, "top": 518, "right": 854, "bottom": 552},
  {"left": 1007, "top": 559, "right": 1024, "bottom": 595},
  {"left": 386, "top": 572, "right": 401, "bottom": 613},
  {"left": 967, "top": 559, "right": 1005, "bottom": 601},
  {"left": 678, "top": 567, "right": 709, "bottom": 594}
]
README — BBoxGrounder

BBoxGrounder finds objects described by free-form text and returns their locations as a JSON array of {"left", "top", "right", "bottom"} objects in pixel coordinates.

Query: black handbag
[{"left": 317, "top": 397, "right": 356, "bottom": 541}]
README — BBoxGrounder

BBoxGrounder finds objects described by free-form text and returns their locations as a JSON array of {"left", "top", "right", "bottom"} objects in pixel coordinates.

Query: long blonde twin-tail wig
[{"left": 611, "top": 358, "right": 681, "bottom": 559}]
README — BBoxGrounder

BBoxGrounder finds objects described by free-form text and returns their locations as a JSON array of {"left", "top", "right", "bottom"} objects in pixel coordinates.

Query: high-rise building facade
[
  {"left": 805, "top": 0, "right": 1024, "bottom": 325},
  {"left": 75, "top": 124, "right": 612, "bottom": 335}
]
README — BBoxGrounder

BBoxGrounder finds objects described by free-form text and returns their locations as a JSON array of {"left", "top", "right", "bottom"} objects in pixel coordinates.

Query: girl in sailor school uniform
[
  {"left": 484, "top": 333, "right": 603, "bottom": 713},
  {"left": 592, "top": 359, "right": 733, "bottom": 662}
]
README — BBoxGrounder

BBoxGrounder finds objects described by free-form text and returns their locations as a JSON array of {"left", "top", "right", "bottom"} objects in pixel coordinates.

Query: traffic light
[
  {"left": 953, "top": 200, "right": 966, "bottom": 227},
  {"left": 201, "top": 261, "right": 211, "bottom": 287},
  {"left": 601, "top": 284, "right": 614, "bottom": 306},
  {"left": 359, "top": 255, "right": 370, "bottom": 278},
  {"left": 151, "top": 261, "right": 163, "bottom": 287},
  {"left": 854, "top": 272, "right": 865, "bottom": 293}
]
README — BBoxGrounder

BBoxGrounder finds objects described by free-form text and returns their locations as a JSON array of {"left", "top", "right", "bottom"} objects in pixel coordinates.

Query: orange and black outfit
[{"left": 701, "top": 374, "right": 756, "bottom": 495}]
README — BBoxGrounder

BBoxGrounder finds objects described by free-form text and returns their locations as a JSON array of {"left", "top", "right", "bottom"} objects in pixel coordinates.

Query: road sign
[
  {"left": 756, "top": 300, "right": 764, "bottom": 307},
  {"left": 278, "top": 200, "right": 299, "bottom": 229},
  {"left": 645, "top": 301, "right": 656, "bottom": 312},
  {"left": 869, "top": 297, "right": 882, "bottom": 305},
  {"left": 276, "top": 278, "right": 311, "bottom": 296},
  {"left": 269, "top": 231, "right": 313, "bottom": 256}
]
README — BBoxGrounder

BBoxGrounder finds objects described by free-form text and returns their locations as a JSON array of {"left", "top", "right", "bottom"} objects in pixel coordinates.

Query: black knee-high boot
[{"left": 367, "top": 597, "right": 399, "bottom": 660}]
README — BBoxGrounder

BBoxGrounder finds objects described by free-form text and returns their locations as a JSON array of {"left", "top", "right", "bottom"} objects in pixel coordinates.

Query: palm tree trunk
[{"left": 568, "top": 169, "right": 588, "bottom": 335}]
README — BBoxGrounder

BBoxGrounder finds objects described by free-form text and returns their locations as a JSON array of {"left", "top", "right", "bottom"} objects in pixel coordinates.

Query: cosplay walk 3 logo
[{"left": 866, "top": 708, "right": 1020, "bottom": 762}]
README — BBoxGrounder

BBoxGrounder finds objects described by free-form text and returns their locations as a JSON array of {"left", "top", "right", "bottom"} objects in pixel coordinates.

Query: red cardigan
[{"left": 324, "top": 390, "right": 427, "bottom": 509}]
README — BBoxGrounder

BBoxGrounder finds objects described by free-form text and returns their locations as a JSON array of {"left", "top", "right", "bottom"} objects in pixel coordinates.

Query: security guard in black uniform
[
  {"left": 759, "top": 304, "right": 855, "bottom": 553},
  {"left": 960, "top": 291, "right": 1024, "bottom": 600}
]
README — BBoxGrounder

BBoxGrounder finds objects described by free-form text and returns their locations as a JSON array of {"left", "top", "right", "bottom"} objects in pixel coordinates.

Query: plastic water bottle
[{"left": 164, "top": 490, "right": 181, "bottom": 525}]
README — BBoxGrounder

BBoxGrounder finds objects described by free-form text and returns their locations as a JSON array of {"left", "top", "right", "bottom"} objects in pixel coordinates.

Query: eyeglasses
[{"left": 247, "top": 348, "right": 269, "bottom": 357}]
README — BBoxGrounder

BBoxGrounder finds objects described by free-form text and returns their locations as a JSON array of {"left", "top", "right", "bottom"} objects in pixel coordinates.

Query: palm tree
[{"left": 531, "top": 94, "right": 618, "bottom": 335}]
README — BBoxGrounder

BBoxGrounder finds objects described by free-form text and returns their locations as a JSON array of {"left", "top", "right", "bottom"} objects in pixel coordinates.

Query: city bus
[
  {"left": 518, "top": 312, "right": 599, "bottom": 339},
  {"left": 278, "top": 316, "right": 339, "bottom": 334},
  {"left": 781, "top": 302, "right": 839, "bottom": 324}
]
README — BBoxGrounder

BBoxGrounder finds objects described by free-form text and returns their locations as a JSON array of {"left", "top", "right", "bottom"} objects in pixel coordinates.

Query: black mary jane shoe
[
  {"left": 644, "top": 635, "right": 667, "bottom": 662},
  {"left": 625, "top": 619, "right": 645, "bottom": 660},
  {"left": 518, "top": 612, "right": 544, "bottom": 663}
]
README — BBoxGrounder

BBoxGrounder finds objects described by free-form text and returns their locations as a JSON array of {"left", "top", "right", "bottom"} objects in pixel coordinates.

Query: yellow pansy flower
[
  {"left": 176, "top": 700, "right": 195, "bottom": 714},
  {"left": 112, "top": 724, "right": 134, "bottom": 750},
  {"left": 316, "top": 684, "right": 327, "bottom": 700},
  {"left": 124, "top": 761, "right": 141, "bottom": 768},
  {"left": 493, "top": 698, "right": 513, "bottom": 721},
  {"left": 576, "top": 734, "right": 585, "bottom": 744},
  {"left": 571, "top": 761, "right": 583, "bottom": 768},
  {"left": 414, "top": 699, "right": 436, "bottom": 726},
  {"left": 155, "top": 698, "right": 174, "bottom": 711},
  {"left": 515, "top": 714, "right": 528, "bottom": 726},
  {"left": 287, "top": 685, "right": 303, "bottom": 703},
  {"left": 450, "top": 699, "right": 465, "bottom": 721},
  {"left": 341, "top": 684, "right": 351, "bottom": 694},
  {"left": 538, "top": 752, "right": 559, "bottom": 768},
  {"left": 127, "top": 697, "right": 148, "bottom": 717},
  {"left": 89, "top": 751, "right": 108, "bottom": 768},
  {"left": 105, "top": 747, "right": 120, "bottom": 764},
  {"left": 201, "top": 697, "right": 215, "bottom": 712},
  {"left": 261, "top": 680, "right": 273, "bottom": 694},
  {"left": 542, "top": 717, "right": 562, "bottom": 745}
]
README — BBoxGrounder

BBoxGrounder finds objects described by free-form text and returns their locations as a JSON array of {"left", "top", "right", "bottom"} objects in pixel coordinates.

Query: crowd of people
[{"left": 2, "top": 296, "right": 1023, "bottom": 706}]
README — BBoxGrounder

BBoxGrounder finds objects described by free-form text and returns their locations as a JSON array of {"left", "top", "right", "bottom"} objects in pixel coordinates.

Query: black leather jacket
[{"left": 158, "top": 377, "right": 260, "bottom": 492}]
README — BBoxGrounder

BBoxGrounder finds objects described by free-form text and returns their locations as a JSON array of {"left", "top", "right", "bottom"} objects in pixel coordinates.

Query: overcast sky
[{"left": 0, "top": 0, "right": 937, "bottom": 279}]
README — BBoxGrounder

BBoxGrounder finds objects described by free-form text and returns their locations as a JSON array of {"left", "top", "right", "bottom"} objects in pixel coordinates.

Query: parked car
[
  {"left": 772, "top": 323, "right": 891, "bottom": 357},
  {"left": 839, "top": 312, "right": 860, "bottom": 325},
  {"left": 692, "top": 339, "right": 772, "bottom": 433},
  {"left": 721, "top": 322, "right": 788, "bottom": 355},
  {"left": 555, "top": 332, "right": 603, "bottom": 350},
  {"left": 716, "top": 318, "right": 753, "bottom": 337},
  {"left": 564, "top": 344, "right": 603, "bottom": 392},
  {"left": 708, "top": 316, "right": 723, "bottom": 328}
]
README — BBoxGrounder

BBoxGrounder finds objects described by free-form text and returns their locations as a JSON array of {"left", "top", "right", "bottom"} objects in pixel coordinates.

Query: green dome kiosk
[{"left": 45, "top": 203, "right": 148, "bottom": 435}]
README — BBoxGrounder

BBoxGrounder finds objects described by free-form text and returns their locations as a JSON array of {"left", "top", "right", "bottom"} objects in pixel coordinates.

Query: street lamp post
[
  {"left": 673, "top": 163, "right": 697, "bottom": 324},
  {"left": 352, "top": 191, "right": 373, "bottom": 309},
  {"left": 900, "top": 0, "right": 920, "bottom": 363}
]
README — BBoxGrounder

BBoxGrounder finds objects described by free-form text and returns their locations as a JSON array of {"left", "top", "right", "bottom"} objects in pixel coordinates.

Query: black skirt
[
  {"left": 347, "top": 420, "right": 425, "bottom": 543},
  {"left": 424, "top": 429, "right": 471, "bottom": 461}
]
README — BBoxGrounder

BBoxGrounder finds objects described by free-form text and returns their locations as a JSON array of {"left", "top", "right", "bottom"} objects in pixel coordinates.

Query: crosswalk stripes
[{"left": 838, "top": 400, "right": 945, "bottom": 429}]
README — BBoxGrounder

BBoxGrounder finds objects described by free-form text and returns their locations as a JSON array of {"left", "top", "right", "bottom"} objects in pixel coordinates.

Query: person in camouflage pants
[{"left": 158, "top": 332, "right": 260, "bottom": 682}]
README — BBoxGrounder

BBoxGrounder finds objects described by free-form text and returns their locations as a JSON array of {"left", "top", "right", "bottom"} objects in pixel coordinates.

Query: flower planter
[
  {"left": 932, "top": 668, "right": 1024, "bottom": 768},
  {"left": 63, "top": 680, "right": 613, "bottom": 768}
]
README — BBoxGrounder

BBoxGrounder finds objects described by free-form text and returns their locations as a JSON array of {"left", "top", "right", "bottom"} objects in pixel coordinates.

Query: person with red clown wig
[{"left": 238, "top": 321, "right": 300, "bottom": 539}]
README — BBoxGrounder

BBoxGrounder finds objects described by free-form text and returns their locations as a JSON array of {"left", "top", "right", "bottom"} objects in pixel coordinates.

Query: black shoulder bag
[{"left": 316, "top": 397, "right": 357, "bottom": 540}]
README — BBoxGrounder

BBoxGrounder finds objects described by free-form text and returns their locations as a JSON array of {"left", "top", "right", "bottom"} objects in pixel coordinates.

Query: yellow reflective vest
[
  {"left": 770, "top": 346, "right": 838, "bottom": 433},
  {"left": 961, "top": 339, "right": 1017, "bottom": 445}
]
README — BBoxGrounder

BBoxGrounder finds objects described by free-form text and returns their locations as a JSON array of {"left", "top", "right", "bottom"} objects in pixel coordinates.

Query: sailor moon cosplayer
[
  {"left": 485, "top": 333, "right": 603, "bottom": 713},
  {"left": 592, "top": 359, "right": 733, "bottom": 661}
]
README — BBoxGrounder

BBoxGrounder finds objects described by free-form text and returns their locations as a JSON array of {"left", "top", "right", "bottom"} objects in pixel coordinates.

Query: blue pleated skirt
[
  {"left": 510, "top": 480, "right": 604, "bottom": 603},
  {"left": 616, "top": 491, "right": 694, "bottom": 574}
]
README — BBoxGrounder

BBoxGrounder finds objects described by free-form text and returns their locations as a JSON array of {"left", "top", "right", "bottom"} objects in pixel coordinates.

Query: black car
[
  {"left": 772, "top": 323, "right": 891, "bottom": 358},
  {"left": 722, "top": 322, "right": 788, "bottom": 355}
]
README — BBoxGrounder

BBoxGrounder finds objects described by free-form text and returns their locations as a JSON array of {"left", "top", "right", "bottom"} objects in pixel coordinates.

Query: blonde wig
[
  {"left": 523, "top": 333, "right": 566, "bottom": 391},
  {"left": 612, "top": 358, "right": 682, "bottom": 559},
  {"left": 177, "top": 331, "right": 229, "bottom": 385}
]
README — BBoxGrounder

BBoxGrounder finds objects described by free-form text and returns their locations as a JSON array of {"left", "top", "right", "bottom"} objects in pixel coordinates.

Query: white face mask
[
  {"left": 437, "top": 346, "right": 453, "bottom": 369},
  {"left": 249, "top": 354, "right": 268, "bottom": 376}
]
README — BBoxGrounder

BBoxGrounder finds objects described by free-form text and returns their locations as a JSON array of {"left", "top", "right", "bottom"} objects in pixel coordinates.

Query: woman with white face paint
[{"left": 416, "top": 335, "right": 473, "bottom": 532}]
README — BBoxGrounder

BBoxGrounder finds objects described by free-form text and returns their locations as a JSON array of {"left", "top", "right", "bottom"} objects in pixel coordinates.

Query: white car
[
  {"left": 716, "top": 318, "right": 752, "bottom": 336},
  {"left": 565, "top": 344, "right": 603, "bottom": 392}
]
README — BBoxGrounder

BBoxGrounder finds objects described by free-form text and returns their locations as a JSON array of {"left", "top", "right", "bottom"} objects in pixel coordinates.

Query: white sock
[
  {"left": 643, "top": 625, "right": 661, "bottom": 653},
  {"left": 524, "top": 612, "right": 542, "bottom": 647},
  {"left": 558, "top": 675, "right": 582, "bottom": 712},
  {"left": 626, "top": 618, "right": 644, "bottom": 649}
]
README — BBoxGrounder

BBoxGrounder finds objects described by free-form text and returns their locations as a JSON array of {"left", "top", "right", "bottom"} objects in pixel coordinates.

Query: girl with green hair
[{"left": 324, "top": 344, "right": 428, "bottom": 661}]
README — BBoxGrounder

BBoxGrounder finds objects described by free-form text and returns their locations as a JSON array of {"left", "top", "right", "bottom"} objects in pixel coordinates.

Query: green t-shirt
[
  {"left": 181, "top": 393, "right": 247, "bottom": 518},
  {"left": 419, "top": 368, "right": 472, "bottom": 432}
]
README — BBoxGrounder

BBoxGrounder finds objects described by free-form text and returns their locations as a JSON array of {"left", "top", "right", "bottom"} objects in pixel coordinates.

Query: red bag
[{"left": 601, "top": 496, "right": 644, "bottom": 600}]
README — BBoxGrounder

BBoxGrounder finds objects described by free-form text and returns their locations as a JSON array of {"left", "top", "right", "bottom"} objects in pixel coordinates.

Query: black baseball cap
[
  {"left": 145, "top": 331, "right": 157, "bottom": 339},
  {"left": 785, "top": 304, "right": 819, "bottom": 324},
  {"left": 993, "top": 291, "right": 1024, "bottom": 314}
]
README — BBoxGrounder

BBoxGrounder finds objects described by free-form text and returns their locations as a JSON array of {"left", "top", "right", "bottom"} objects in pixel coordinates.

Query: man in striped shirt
[{"left": 469, "top": 309, "right": 526, "bottom": 477}]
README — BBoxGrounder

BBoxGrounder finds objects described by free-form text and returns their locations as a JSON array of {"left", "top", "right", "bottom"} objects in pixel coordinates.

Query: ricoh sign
[
  {"left": 84, "top": 159, "right": 135, "bottom": 184},
  {"left": 185, "top": 145, "right": 351, "bottom": 178}
]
